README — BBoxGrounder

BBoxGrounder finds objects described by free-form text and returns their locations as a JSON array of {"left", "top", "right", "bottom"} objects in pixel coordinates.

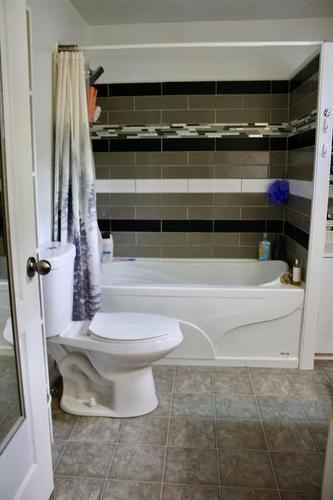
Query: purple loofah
[{"left": 268, "top": 179, "right": 289, "bottom": 204}]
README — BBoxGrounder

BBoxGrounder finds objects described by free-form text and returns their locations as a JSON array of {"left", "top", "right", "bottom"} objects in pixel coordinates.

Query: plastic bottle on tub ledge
[
  {"left": 258, "top": 233, "right": 271, "bottom": 261},
  {"left": 102, "top": 233, "right": 114, "bottom": 262}
]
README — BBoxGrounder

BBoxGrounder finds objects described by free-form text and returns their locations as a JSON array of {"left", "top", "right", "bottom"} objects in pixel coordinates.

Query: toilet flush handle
[{"left": 26, "top": 256, "right": 52, "bottom": 278}]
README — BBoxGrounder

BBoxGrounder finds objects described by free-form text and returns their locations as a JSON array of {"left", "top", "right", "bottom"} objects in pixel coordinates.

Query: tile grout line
[
  {"left": 159, "top": 366, "right": 175, "bottom": 500},
  {"left": 98, "top": 418, "right": 122, "bottom": 500},
  {"left": 53, "top": 410, "right": 80, "bottom": 474},
  {"left": 248, "top": 368, "right": 282, "bottom": 500},
  {"left": 288, "top": 366, "right": 331, "bottom": 460},
  {"left": 212, "top": 369, "right": 223, "bottom": 500}
]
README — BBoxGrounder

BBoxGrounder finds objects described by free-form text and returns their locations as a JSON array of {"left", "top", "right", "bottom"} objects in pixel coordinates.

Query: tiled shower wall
[
  {"left": 93, "top": 57, "right": 318, "bottom": 262},
  {"left": 285, "top": 55, "right": 319, "bottom": 272},
  {"left": 94, "top": 82, "right": 289, "bottom": 258}
]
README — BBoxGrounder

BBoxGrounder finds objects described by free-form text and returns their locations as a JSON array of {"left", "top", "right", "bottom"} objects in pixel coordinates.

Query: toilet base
[{"left": 58, "top": 351, "right": 159, "bottom": 417}]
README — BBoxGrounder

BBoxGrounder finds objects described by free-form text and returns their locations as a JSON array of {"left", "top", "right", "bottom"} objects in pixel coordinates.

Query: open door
[{"left": 0, "top": 0, "right": 53, "bottom": 498}]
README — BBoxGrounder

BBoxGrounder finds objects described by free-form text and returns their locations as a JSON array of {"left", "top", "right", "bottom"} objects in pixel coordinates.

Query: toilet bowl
[{"left": 40, "top": 242, "right": 183, "bottom": 418}]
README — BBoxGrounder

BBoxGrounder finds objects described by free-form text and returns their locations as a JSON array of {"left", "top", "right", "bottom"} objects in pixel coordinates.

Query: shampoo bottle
[{"left": 258, "top": 233, "right": 271, "bottom": 261}]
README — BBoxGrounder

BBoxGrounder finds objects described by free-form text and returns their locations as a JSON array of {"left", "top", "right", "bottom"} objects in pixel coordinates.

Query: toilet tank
[{"left": 39, "top": 242, "right": 76, "bottom": 338}]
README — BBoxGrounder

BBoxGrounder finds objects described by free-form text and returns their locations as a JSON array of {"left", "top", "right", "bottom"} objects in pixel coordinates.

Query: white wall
[
  {"left": 87, "top": 18, "right": 333, "bottom": 82},
  {"left": 27, "top": 0, "right": 89, "bottom": 244}
]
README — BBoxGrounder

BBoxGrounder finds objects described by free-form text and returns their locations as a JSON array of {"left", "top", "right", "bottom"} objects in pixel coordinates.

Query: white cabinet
[{"left": 316, "top": 252, "right": 333, "bottom": 354}]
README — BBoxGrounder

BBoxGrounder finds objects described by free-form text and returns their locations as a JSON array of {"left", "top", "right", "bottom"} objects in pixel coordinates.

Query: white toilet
[{"left": 40, "top": 242, "right": 183, "bottom": 418}]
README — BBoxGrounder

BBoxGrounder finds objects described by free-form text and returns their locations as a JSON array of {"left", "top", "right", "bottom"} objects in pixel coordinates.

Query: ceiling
[{"left": 69, "top": 0, "right": 333, "bottom": 25}]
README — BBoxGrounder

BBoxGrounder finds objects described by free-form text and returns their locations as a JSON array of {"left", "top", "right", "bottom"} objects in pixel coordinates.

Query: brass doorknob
[{"left": 26, "top": 257, "right": 51, "bottom": 278}]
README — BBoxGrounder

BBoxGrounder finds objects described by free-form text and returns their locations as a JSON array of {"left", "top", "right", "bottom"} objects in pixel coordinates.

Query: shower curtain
[{"left": 53, "top": 51, "right": 101, "bottom": 320}]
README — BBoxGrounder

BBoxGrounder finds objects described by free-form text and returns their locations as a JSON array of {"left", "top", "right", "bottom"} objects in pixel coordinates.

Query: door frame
[
  {"left": 0, "top": 0, "right": 53, "bottom": 498},
  {"left": 299, "top": 42, "right": 333, "bottom": 369}
]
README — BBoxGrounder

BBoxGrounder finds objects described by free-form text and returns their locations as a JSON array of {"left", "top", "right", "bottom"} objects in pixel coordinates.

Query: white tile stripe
[
  {"left": 288, "top": 179, "right": 313, "bottom": 200},
  {"left": 95, "top": 178, "right": 313, "bottom": 198}
]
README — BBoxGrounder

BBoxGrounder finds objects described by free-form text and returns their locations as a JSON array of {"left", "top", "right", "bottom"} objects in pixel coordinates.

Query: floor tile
[
  {"left": 291, "top": 379, "right": 333, "bottom": 401},
  {"left": 216, "top": 419, "right": 266, "bottom": 450},
  {"left": 172, "top": 393, "right": 214, "bottom": 417},
  {"left": 118, "top": 416, "right": 168, "bottom": 445},
  {"left": 71, "top": 417, "right": 121, "bottom": 443},
  {"left": 221, "top": 487, "right": 280, "bottom": 499},
  {"left": 280, "top": 490, "right": 321, "bottom": 499},
  {"left": 251, "top": 371, "right": 293, "bottom": 396},
  {"left": 300, "top": 399, "right": 332, "bottom": 421},
  {"left": 56, "top": 441, "right": 114, "bottom": 478},
  {"left": 257, "top": 396, "right": 305, "bottom": 421},
  {"left": 215, "top": 395, "right": 259, "bottom": 420},
  {"left": 288, "top": 371, "right": 326, "bottom": 383},
  {"left": 174, "top": 368, "right": 213, "bottom": 394},
  {"left": 263, "top": 421, "right": 317, "bottom": 452},
  {"left": 152, "top": 366, "right": 174, "bottom": 392},
  {"left": 162, "top": 483, "right": 220, "bottom": 499},
  {"left": 52, "top": 402, "right": 78, "bottom": 439},
  {"left": 51, "top": 476, "right": 104, "bottom": 500},
  {"left": 309, "top": 421, "right": 329, "bottom": 452},
  {"left": 152, "top": 392, "right": 172, "bottom": 416},
  {"left": 52, "top": 439, "right": 67, "bottom": 469},
  {"left": 219, "top": 450, "right": 276, "bottom": 488},
  {"left": 271, "top": 451, "right": 324, "bottom": 492},
  {"left": 110, "top": 444, "right": 164, "bottom": 482},
  {"left": 168, "top": 417, "right": 215, "bottom": 448},
  {"left": 213, "top": 369, "right": 253, "bottom": 395},
  {"left": 164, "top": 448, "right": 219, "bottom": 485},
  {"left": 102, "top": 480, "right": 161, "bottom": 500}
]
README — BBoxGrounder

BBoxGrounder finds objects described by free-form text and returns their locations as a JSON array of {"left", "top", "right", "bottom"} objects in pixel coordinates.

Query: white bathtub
[{"left": 101, "top": 259, "right": 305, "bottom": 368}]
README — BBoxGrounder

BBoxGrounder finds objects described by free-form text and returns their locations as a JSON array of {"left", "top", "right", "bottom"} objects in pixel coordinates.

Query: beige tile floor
[{"left": 50, "top": 362, "right": 333, "bottom": 500}]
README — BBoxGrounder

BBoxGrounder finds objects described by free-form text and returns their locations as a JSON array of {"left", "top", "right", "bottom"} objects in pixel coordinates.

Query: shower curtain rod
[{"left": 78, "top": 41, "right": 323, "bottom": 51}]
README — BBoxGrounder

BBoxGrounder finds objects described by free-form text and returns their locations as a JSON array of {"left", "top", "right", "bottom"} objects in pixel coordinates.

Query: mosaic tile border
[{"left": 91, "top": 112, "right": 316, "bottom": 141}]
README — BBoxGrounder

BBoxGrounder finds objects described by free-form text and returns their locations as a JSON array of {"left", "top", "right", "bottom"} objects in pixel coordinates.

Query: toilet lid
[{"left": 89, "top": 312, "right": 180, "bottom": 341}]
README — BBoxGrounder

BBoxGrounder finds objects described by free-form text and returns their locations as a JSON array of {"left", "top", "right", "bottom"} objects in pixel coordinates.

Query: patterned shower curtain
[{"left": 53, "top": 51, "right": 101, "bottom": 320}]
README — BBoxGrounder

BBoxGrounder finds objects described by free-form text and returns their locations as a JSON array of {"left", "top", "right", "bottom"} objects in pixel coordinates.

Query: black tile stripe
[
  {"left": 109, "top": 220, "right": 161, "bottom": 232},
  {"left": 284, "top": 221, "right": 309, "bottom": 249},
  {"left": 288, "top": 129, "right": 315, "bottom": 150},
  {"left": 162, "top": 81, "right": 216, "bottom": 95},
  {"left": 100, "top": 80, "right": 290, "bottom": 96},
  {"left": 108, "top": 82, "right": 162, "bottom": 96},
  {"left": 217, "top": 81, "right": 271, "bottom": 94},
  {"left": 162, "top": 220, "right": 213, "bottom": 232},
  {"left": 100, "top": 219, "right": 284, "bottom": 233},
  {"left": 290, "top": 55, "right": 320, "bottom": 92},
  {"left": 163, "top": 138, "right": 215, "bottom": 151},
  {"left": 216, "top": 138, "right": 269, "bottom": 151}
]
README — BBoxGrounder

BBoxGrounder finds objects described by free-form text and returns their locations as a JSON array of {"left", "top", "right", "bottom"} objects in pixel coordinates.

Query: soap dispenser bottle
[
  {"left": 258, "top": 233, "right": 271, "bottom": 261},
  {"left": 292, "top": 258, "right": 302, "bottom": 285}
]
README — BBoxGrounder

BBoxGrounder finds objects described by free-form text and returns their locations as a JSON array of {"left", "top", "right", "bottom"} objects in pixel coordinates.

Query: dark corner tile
[
  {"left": 290, "top": 55, "right": 320, "bottom": 92},
  {"left": 288, "top": 130, "right": 316, "bottom": 150},
  {"left": 110, "top": 219, "right": 161, "bottom": 232},
  {"left": 92, "top": 139, "right": 109, "bottom": 153},
  {"left": 162, "top": 81, "right": 216, "bottom": 95},
  {"left": 216, "top": 138, "right": 269, "bottom": 151},
  {"left": 108, "top": 82, "right": 161, "bottom": 96},
  {"left": 98, "top": 219, "right": 111, "bottom": 232},
  {"left": 162, "top": 220, "right": 213, "bottom": 232},
  {"left": 163, "top": 138, "right": 215, "bottom": 151},
  {"left": 95, "top": 83, "right": 109, "bottom": 97},
  {"left": 271, "top": 80, "right": 290, "bottom": 94},
  {"left": 270, "top": 138, "right": 288, "bottom": 150},
  {"left": 217, "top": 81, "right": 271, "bottom": 94},
  {"left": 109, "top": 139, "right": 162, "bottom": 152},
  {"left": 284, "top": 222, "right": 309, "bottom": 249},
  {"left": 266, "top": 220, "right": 284, "bottom": 233}
]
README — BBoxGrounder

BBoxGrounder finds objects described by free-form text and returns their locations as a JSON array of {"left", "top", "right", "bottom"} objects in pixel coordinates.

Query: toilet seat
[{"left": 89, "top": 312, "right": 180, "bottom": 342}]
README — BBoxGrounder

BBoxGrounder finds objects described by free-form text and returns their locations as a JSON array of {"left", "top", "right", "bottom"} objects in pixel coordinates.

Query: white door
[{"left": 0, "top": 0, "right": 53, "bottom": 499}]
